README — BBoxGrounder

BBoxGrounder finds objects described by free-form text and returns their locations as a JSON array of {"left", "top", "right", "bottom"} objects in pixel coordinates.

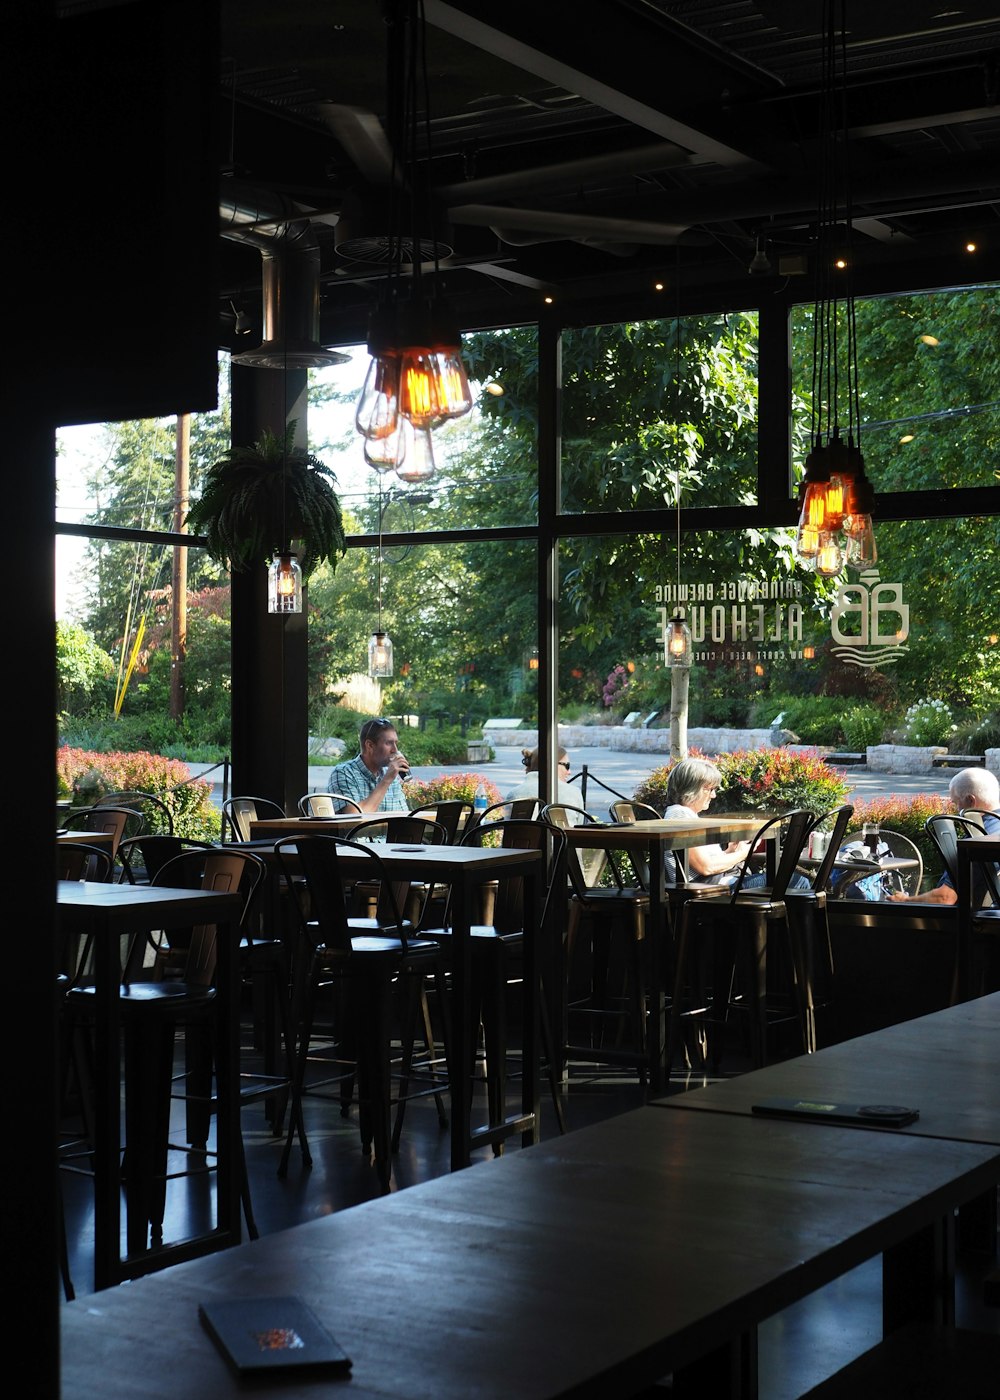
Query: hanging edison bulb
[
  {"left": 267, "top": 552, "right": 302, "bottom": 614},
  {"left": 666, "top": 611, "right": 692, "bottom": 667},
  {"left": 395, "top": 423, "right": 436, "bottom": 484},
  {"left": 814, "top": 532, "right": 844, "bottom": 578},
  {"left": 364, "top": 414, "right": 412, "bottom": 473},
  {"left": 368, "top": 629, "right": 394, "bottom": 678},
  {"left": 356, "top": 353, "right": 401, "bottom": 442}
]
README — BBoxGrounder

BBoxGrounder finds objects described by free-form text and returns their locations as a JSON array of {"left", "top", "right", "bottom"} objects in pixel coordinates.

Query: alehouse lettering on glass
[{"left": 654, "top": 570, "right": 911, "bottom": 670}]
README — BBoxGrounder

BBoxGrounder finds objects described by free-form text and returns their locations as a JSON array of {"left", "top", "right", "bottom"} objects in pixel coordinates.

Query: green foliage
[
  {"left": 403, "top": 772, "right": 502, "bottom": 809},
  {"left": 56, "top": 746, "right": 219, "bottom": 839},
  {"left": 902, "top": 697, "right": 956, "bottom": 747},
  {"left": 56, "top": 620, "right": 115, "bottom": 714},
  {"left": 840, "top": 704, "right": 888, "bottom": 751},
  {"left": 747, "top": 693, "right": 849, "bottom": 745},
  {"left": 186, "top": 420, "right": 346, "bottom": 578}
]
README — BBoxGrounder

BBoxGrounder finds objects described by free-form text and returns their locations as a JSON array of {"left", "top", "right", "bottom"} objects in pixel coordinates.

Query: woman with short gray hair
[{"left": 664, "top": 757, "right": 754, "bottom": 885}]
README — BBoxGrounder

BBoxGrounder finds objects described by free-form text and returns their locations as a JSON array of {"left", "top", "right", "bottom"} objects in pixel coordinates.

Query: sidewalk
[{"left": 190, "top": 749, "right": 958, "bottom": 812}]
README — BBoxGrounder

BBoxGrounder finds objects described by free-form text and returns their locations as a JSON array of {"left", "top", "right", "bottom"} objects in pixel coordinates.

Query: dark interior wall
[{"left": 10, "top": 4, "right": 223, "bottom": 1391}]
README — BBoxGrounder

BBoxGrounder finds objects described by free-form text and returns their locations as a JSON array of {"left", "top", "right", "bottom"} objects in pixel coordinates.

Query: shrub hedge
[
  {"left": 633, "top": 747, "right": 851, "bottom": 818},
  {"left": 56, "top": 746, "right": 219, "bottom": 841}
]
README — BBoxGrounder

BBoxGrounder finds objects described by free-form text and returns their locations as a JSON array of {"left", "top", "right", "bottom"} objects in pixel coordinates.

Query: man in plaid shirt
[{"left": 326, "top": 717, "right": 410, "bottom": 813}]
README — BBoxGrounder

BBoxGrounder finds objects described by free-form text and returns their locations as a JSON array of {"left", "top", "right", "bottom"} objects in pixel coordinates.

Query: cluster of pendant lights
[
  {"left": 355, "top": 300, "right": 473, "bottom": 483},
  {"left": 793, "top": 0, "right": 877, "bottom": 579},
  {"left": 354, "top": 0, "right": 472, "bottom": 487}
]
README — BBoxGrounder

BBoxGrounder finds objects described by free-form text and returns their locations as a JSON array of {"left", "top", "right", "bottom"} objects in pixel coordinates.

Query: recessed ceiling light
[{"left": 966, "top": 241, "right": 978, "bottom": 253}]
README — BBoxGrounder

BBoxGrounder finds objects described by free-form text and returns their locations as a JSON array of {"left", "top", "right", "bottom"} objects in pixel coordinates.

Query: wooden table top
[
  {"left": 563, "top": 814, "right": 766, "bottom": 850},
  {"left": 60, "top": 1105, "right": 1000, "bottom": 1399},
  {"left": 653, "top": 992, "right": 1000, "bottom": 1147}
]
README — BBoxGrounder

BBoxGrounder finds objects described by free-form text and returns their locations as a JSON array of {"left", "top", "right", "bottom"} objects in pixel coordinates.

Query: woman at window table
[
  {"left": 664, "top": 757, "right": 809, "bottom": 891},
  {"left": 506, "top": 745, "right": 579, "bottom": 811}
]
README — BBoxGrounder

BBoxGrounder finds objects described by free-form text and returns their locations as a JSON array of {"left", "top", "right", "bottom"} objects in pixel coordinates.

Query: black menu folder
[
  {"left": 199, "top": 1295, "right": 352, "bottom": 1377},
  {"left": 751, "top": 1097, "right": 919, "bottom": 1128}
]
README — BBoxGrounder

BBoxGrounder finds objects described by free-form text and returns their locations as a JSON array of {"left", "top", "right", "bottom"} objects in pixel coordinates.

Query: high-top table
[
  {"left": 57, "top": 881, "right": 243, "bottom": 1290},
  {"left": 60, "top": 1105, "right": 1000, "bottom": 1399},
  {"left": 244, "top": 834, "right": 544, "bottom": 1170},
  {"left": 563, "top": 815, "right": 769, "bottom": 1092}
]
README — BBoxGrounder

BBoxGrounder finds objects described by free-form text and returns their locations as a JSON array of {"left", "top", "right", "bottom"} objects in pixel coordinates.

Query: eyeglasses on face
[{"left": 559, "top": 759, "right": 571, "bottom": 769}]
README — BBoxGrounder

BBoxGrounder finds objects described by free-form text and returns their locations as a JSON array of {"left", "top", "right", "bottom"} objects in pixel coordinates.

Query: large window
[
  {"left": 559, "top": 314, "right": 760, "bottom": 514},
  {"left": 791, "top": 283, "right": 1000, "bottom": 492}
]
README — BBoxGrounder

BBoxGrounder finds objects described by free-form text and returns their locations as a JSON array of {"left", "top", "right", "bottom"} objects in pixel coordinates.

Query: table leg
[
  {"left": 883, "top": 1216, "right": 955, "bottom": 1333},
  {"left": 520, "top": 863, "right": 541, "bottom": 1149},
  {"left": 449, "top": 878, "right": 473, "bottom": 1171},
  {"left": 94, "top": 914, "right": 120, "bottom": 1292},
  {"left": 647, "top": 837, "right": 667, "bottom": 1094}
]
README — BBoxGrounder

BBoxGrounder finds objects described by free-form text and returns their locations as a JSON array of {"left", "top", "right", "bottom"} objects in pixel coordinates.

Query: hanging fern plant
[{"left": 186, "top": 420, "right": 346, "bottom": 579}]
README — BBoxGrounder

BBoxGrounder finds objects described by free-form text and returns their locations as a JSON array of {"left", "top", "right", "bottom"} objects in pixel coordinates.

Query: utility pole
[{"left": 170, "top": 412, "right": 189, "bottom": 721}]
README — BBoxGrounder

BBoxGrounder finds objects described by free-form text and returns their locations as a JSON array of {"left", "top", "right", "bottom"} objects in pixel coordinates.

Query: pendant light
[
  {"left": 268, "top": 343, "right": 303, "bottom": 614},
  {"left": 354, "top": 0, "right": 471, "bottom": 484},
  {"left": 795, "top": 0, "right": 876, "bottom": 578},
  {"left": 368, "top": 486, "right": 394, "bottom": 677}
]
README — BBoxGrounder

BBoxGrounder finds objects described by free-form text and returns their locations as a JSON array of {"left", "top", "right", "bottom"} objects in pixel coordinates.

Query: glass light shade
[
  {"left": 395, "top": 423, "right": 436, "bottom": 484},
  {"left": 427, "top": 348, "right": 473, "bottom": 423},
  {"left": 814, "top": 532, "right": 844, "bottom": 578},
  {"left": 268, "top": 552, "right": 302, "bottom": 614},
  {"left": 666, "top": 613, "right": 692, "bottom": 667},
  {"left": 368, "top": 629, "right": 394, "bottom": 678},
  {"left": 844, "top": 514, "right": 877, "bottom": 567},
  {"left": 364, "top": 414, "right": 412, "bottom": 473},
  {"left": 356, "top": 354, "right": 401, "bottom": 440}
]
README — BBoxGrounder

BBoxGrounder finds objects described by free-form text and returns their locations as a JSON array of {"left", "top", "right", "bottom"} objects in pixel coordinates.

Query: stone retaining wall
[
  {"left": 484, "top": 724, "right": 775, "bottom": 754},
  {"left": 483, "top": 725, "right": 1000, "bottom": 776}
]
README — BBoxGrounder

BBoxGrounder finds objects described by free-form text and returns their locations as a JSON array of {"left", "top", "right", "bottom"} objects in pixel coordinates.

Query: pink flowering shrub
[
  {"left": 403, "top": 771, "right": 503, "bottom": 810},
  {"left": 56, "top": 746, "right": 218, "bottom": 839},
  {"left": 602, "top": 664, "right": 628, "bottom": 708},
  {"left": 633, "top": 747, "right": 850, "bottom": 816}
]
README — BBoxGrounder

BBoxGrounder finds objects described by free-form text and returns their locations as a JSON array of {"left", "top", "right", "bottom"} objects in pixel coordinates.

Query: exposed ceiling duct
[{"left": 220, "top": 185, "right": 349, "bottom": 368}]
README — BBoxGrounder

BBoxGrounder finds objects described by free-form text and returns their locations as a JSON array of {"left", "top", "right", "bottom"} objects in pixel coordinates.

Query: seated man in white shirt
[{"left": 890, "top": 766, "right": 1000, "bottom": 905}]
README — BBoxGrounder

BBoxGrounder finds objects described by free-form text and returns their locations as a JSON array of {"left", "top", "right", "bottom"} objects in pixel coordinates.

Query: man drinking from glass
[{"left": 326, "top": 717, "right": 410, "bottom": 813}]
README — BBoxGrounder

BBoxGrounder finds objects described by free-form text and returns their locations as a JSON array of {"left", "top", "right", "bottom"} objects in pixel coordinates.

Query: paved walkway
[{"left": 192, "top": 748, "right": 958, "bottom": 810}]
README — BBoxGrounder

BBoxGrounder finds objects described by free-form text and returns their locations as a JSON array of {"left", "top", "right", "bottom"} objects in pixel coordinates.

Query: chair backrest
[
  {"left": 299, "top": 792, "right": 363, "bottom": 817},
  {"left": 459, "top": 818, "right": 566, "bottom": 935},
  {"left": 95, "top": 789, "right": 174, "bottom": 835},
  {"left": 472, "top": 797, "right": 539, "bottom": 830},
  {"left": 805, "top": 803, "right": 855, "bottom": 893},
  {"left": 146, "top": 847, "right": 267, "bottom": 985},
  {"left": 409, "top": 799, "right": 474, "bottom": 843},
  {"left": 115, "top": 834, "right": 215, "bottom": 884},
  {"left": 876, "top": 829, "right": 924, "bottom": 897},
  {"left": 345, "top": 814, "right": 448, "bottom": 846},
  {"left": 274, "top": 835, "right": 408, "bottom": 957},
  {"left": 924, "top": 813, "right": 967, "bottom": 886},
  {"left": 61, "top": 804, "right": 144, "bottom": 857},
  {"left": 728, "top": 808, "right": 813, "bottom": 902},
  {"left": 541, "top": 803, "right": 625, "bottom": 893},
  {"left": 56, "top": 842, "right": 113, "bottom": 883},
  {"left": 608, "top": 799, "right": 661, "bottom": 824},
  {"left": 222, "top": 795, "right": 285, "bottom": 842}
]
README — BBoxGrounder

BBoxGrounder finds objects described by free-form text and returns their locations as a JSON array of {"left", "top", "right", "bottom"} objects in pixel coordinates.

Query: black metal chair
[
  {"left": 667, "top": 808, "right": 815, "bottom": 1072},
  {"left": 273, "top": 835, "right": 447, "bottom": 1190},
  {"left": 926, "top": 812, "right": 1000, "bottom": 997},
  {"left": 62, "top": 847, "right": 295, "bottom": 1255},
  {"left": 424, "top": 817, "right": 568, "bottom": 1144},
  {"left": 782, "top": 803, "right": 854, "bottom": 1050},
  {"left": 542, "top": 802, "right": 652, "bottom": 1087},
  {"left": 409, "top": 799, "right": 475, "bottom": 843},
  {"left": 298, "top": 792, "right": 363, "bottom": 817},
  {"left": 95, "top": 789, "right": 174, "bottom": 835},
  {"left": 221, "top": 795, "right": 285, "bottom": 842}
]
